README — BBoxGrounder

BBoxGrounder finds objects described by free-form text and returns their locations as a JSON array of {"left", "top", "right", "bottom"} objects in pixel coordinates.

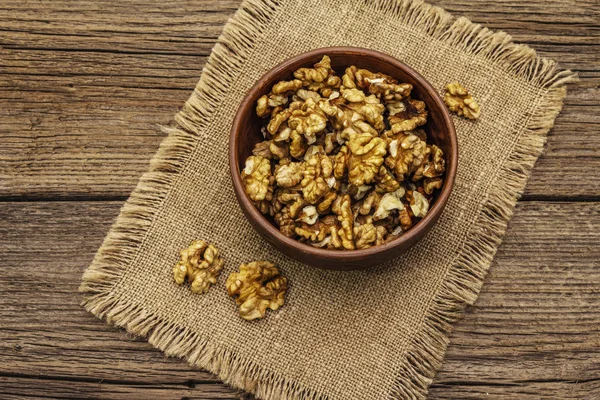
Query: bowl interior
[{"left": 231, "top": 48, "right": 457, "bottom": 264}]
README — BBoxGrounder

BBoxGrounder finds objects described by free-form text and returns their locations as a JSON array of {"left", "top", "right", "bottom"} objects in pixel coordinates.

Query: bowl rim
[{"left": 229, "top": 46, "right": 457, "bottom": 261}]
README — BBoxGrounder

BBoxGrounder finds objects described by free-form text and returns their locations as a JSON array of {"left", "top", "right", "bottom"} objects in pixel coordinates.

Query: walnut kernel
[
  {"left": 173, "top": 240, "right": 224, "bottom": 294},
  {"left": 226, "top": 261, "right": 287, "bottom": 320}
]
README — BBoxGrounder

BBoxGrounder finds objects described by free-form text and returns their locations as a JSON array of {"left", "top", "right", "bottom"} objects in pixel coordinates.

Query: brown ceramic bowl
[{"left": 229, "top": 47, "right": 457, "bottom": 270}]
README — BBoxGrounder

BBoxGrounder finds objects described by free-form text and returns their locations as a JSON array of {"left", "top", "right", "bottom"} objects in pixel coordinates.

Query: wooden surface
[{"left": 0, "top": 0, "right": 598, "bottom": 399}]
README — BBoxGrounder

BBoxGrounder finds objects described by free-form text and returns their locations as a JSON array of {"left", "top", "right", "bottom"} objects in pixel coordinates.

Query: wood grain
[
  {"left": 1, "top": 0, "right": 598, "bottom": 199},
  {"left": 0, "top": 201, "right": 598, "bottom": 399}
]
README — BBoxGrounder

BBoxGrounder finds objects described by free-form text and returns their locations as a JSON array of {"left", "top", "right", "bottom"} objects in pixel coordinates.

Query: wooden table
[{"left": 1, "top": 1, "right": 598, "bottom": 398}]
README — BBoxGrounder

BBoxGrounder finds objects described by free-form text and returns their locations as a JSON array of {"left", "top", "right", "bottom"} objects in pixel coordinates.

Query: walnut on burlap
[{"left": 79, "top": 0, "right": 576, "bottom": 398}]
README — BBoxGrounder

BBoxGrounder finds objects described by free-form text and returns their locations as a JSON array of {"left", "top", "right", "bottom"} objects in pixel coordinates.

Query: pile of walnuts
[{"left": 241, "top": 56, "right": 446, "bottom": 250}]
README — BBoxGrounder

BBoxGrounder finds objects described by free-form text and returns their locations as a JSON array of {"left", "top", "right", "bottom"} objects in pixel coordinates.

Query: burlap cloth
[{"left": 80, "top": 0, "right": 576, "bottom": 398}]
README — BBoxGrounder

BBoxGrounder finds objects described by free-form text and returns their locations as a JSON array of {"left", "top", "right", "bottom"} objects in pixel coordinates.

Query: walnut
[
  {"left": 275, "top": 161, "right": 303, "bottom": 188},
  {"left": 409, "top": 190, "right": 429, "bottom": 218},
  {"left": 226, "top": 261, "right": 287, "bottom": 321},
  {"left": 272, "top": 124, "right": 292, "bottom": 143},
  {"left": 288, "top": 99, "right": 328, "bottom": 144},
  {"left": 289, "top": 130, "right": 308, "bottom": 159},
  {"left": 307, "top": 77, "right": 342, "bottom": 98},
  {"left": 256, "top": 95, "right": 271, "bottom": 118},
  {"left": 253, "top": 173, "right": 275, "bottom": 215},
  {"left": 413, "top": 128, "right": 427, "bottom": 142},
  {"left": 294, "top": 88, "right": 322, "bottom": 102},
  {"left": 389, "top": 98, "right": 428, "bottom": 133},
  {"left": 252, "top": 140, "right": 274, "bottom": 159},
  {"left": 254, "top": 198, "right": 271, "bottom": 215},
  {"left": 268, "top": 94, "right": 289, "bottom": 108},
  {"left": 399, "top": 208, "right": 413, "bottom": 231},
  {"left": 341, "top": 88, "right": 367, "bottom": 103},
  {"left": 332, "top": 194, "right": 354, "bottom": 250},
  {"left": 354, "top": 222, "right": 377, "bottom": 249},
  {"left": 347, "top": 133, "right": 387, "bottom": 186},
  {"left": 333, "top": 145, "right": 349, "bottom": 179},
  {"left": 295, "top": 221, "right": 327, "bottom": 242},
  {"left": 255, "top": 81, "right": 300, "bottom": 118},
  {"left": 173, "top": 240, "right": 224, "bottom": 294},
  {"left": 269, "top": 192, "right": 284, "bottom": 216},
  {"left": 274, "top": 208, "right": 296, "bottom": 237},
  {"left": 303, "top": 144, "right": 325, "bottom": 160},
  {"left": 310, "top": 236, "right": 332, "bottom": 248},
  {"left": 241, "top": 156, "right": 272, "bottom": 201},
  {"left": 275, "top": 189, "right": 305, "bottom": 218},
  {"left": 385, "top": 133, "right": 429, "bottom": 181},
  {"left": 267, "top": 108, "right": 291, "bottom": 136},
  {"left": 341, "top": 66, "right": 358, "bottom": 89},
  {"left": 375, "top": 225, "right": 388, "bottom": 245},
  {"left": 373, "top": 187, "right": 406, "bottom": 221},
  {"left": 316, "top": 190, "right": 337, "bottom": 214},
  {"left": 423, "top": 177, "right": 443, "bottom": 194},
  {"left": 444, "top": 82, "right": 480, "bottom": 120},
  {"left": 301, "top": 153, "right": 333, "bottom": 204},
  {"left": 296, "top": 205, "right": 319, "bottom": 225},
  {"left": 347, "top": 101, "right": 385, "bottom": 132},
  {"left": 318, "top": 97, "right": 343, "bottom": 117},
  {"left": 338, "top": 92, "right": 386, "bottom": 132},
  {"left": 343, "top": 66, "right": 412, "bottom": 102},
  {"left": 312, "top": 215, "right": 344, "bottom": 249},
  {"left": 415, "top": 144, "right": 445, "bottom": 180},
  {"left": 268, "top": 101, "right": 302, "bottom": 135},
  {"left": 341, "top": 120, "right": 378, "bottom": 141},
  {"left": 272, "top": 79, "right": 303, "bottom": 95},
  {"left": 318, "top": 98, "right": 364, "bottom": 132},
  {"left": 323, "top": 132, "right": 336, "bottom": 154},
  {"left": 353, "top": 221, "right": 387, "bottom": 249},
  {"left": 375, "top": 165, "right": 400, "bottom": 193},
  {"left": 364, "top": 78, "right": 412, "bottom": 102},
  {"left": 348, "top": 184, "right": 372, "bottom": 200},
  {"left": 384, "top": 99, "right": 401, "bottom": 114},
  {"left": 294, "top": 55, "right": 335, "bottom": 84},
  {"left": 257, "top": 95, "right": 286, "bottom": 119},
  {"left": 359, "top": 191, "right": 382, "bottom": 215},
  {"left": 269, "top": 140, "right": 289, "bottom": 160}
]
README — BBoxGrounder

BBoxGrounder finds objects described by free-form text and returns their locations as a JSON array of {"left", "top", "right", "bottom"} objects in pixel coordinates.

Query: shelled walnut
[
  {"left": 173, "top": 240, "right": 224, "bottom": 294},
  {"left": 241, "top": 56, "right": 447, "bottom": 250},
  {"left": 226, "top": 260, "right": 287, "bottom": 320},
  {"left": 444, "top": 82, "right": 480, "bottom": 120}
]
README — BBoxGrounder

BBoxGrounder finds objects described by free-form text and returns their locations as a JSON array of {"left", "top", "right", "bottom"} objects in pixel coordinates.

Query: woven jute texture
[{"left": 80, "top": 0, "right": 576, "bottom": 398}]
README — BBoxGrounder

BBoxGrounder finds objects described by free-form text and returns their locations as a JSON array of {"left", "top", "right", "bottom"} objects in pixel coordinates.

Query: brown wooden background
[{"left": 1, "top": 1, "right": 598, "bottom": 399}]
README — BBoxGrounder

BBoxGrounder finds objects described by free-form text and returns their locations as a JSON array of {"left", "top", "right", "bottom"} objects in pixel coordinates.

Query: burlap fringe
[{"left": 80, "top": 0, "right": 577, "bottom": 399}]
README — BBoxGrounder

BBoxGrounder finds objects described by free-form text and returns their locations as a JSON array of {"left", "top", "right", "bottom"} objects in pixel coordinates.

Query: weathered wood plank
[
  {"left": 0, "top": 200, "right": 598, "bottom": 398},
  {"left": 0, "top": 0, "right": 240, "bottom": 55},
  {"left": 1, "top": 0, "right": 596, "bottom": 57},
  {"left": 0, "top": 0, "right": 598, "bottom": 199},
  {"left": 0, "top": 376, "right": 244, "bottom": 400}
]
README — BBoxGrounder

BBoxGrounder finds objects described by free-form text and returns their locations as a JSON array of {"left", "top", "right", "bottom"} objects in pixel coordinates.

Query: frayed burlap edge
[{"left": 80, "top": 0, "right": 577, "bottom": 399}]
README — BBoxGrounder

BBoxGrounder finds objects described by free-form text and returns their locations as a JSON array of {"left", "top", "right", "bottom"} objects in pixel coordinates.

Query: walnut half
[
  {"left": 444, "top": 82, "right": 480, "bottom": 120},
  {"left": 173, "top": 240, "right": 224, "bottom": 294},
  {"left": 226, "top": 260, "right": 288, "bottom": 320}
]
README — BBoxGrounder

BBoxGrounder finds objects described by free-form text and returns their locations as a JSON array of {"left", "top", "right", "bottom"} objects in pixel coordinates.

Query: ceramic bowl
[{"left": 229, "top": 47, "right": 457, "bottom": 270}]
